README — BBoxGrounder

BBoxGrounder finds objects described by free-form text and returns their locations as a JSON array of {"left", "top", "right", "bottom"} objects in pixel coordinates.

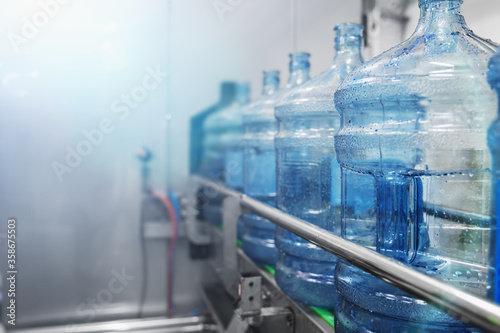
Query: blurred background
[{"left": 0, "top": 0, "right": 499, "bottom": 330}]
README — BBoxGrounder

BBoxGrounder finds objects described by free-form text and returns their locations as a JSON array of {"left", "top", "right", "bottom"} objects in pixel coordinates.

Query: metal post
[{"left": 222, "top": 196, "right": 244, "bottom": 298}]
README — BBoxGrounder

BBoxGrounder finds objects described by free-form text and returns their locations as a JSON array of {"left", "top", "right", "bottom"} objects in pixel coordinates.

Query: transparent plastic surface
[
  {"left": 274, "top": 24, "right": 364, "bottom": 308},
  {"left": 242, "top": 52, "right": 312, "bottom": 265},
  {"left": 202, "top": 85, "right": 236, "bottom": 181},
  {"left": 488, "top": 48, "right": 500, "bottom": 303},
  {"left": 223, "top": 83, "right": 249, "bottom": 236},
  {"left": 200, "top": 83, "right": 236, "bottom": 224},
  {"left": 334, "top": 0, "right": 498, "bottom": 330},
  {"left": 221, "top": 82, "right": 250, "bottom": 192},
  {"left": 241, "top": 71, "right": 281, "bottom": 265},
  {"left": 202, "top": 83, "right": 249, "bottom": 226}
]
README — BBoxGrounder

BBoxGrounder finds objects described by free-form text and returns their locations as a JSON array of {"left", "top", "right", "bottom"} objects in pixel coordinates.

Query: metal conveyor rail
[{"left": 193, "top": 175, "right": 500, "bottom": 333}]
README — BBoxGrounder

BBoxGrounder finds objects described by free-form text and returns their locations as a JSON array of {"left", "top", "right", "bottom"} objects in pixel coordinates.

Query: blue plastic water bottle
[
  {"left": 214, "top": 82, "right": 250, "bottom": 236},
  {"left": 334, "top": 0, "right": 497, "bottom": 331},
  {"left": 201, "top": 83, "right": 237, "bottom": 224},
  {"left": 274, "top": 24, "right": 364, "bottom": 308},
  {"left": 221, "top": 82, "right": 250, "bottom": 192},
  {"left": 242, "top": 52, "right": 311, "bottom": 264},
  {"left": 241, "top": 70, "right": 281, "bottom": 264}
]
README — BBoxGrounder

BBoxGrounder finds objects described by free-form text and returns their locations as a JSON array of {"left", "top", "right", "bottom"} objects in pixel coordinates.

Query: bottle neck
[
  {"left": 416, "top": 0, "right": 468, "bottom": 35},
  {"left": 287, "top": 69, "right": 310, "bottom": 87},
  {"left": 219, "top": 83, "right": 236, "bottom": 105},
  {"left": 333, "top": 41, "right": 364, "bottom": 70},
  {"left": 262, "top": 84, "right": 276, "bottom": 95},
  {"left": 262, "top": 73, "right": 280, "bottom": 96},
  {"left": 287, "top": 53, "right": 311, "bottom": 87},
  {"left": 332, "top": 23, "right": 364, "bottom": 73},
  {"left": 236, "top": 84, "right": 250, "bottom": 105}
]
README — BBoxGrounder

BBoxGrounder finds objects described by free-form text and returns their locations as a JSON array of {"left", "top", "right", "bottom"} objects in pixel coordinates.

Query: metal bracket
[
  {"left": 225, "top": 275, "right": 294, "bottom": 333},
  {"left": 186, "top": 181, "right": 211, "bottom": 246},
  {"left": 240, "top": 276, "right": 262, "bottom": 317},
  {"left": 221, "top": 196, "right": 246, "bottom": 298}
]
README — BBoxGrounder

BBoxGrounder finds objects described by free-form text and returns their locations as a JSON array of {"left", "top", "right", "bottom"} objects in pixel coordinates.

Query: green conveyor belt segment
[
  {"left": 262, "top": 265, "right": 334, "bottom": 328},
  {"left": 311, "top": 307, "right": 335, "bottom": 328},
  {"left": 264, "top": 265, "right": 275, "bottom": 276}
]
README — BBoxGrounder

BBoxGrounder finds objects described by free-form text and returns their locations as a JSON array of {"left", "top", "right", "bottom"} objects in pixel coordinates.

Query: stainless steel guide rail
[
  {"left": 193, "top": 175, "right": 500, "bottom": 333},
  {"left": 9, "top": 317, "right": 214, "bottom": 333}
]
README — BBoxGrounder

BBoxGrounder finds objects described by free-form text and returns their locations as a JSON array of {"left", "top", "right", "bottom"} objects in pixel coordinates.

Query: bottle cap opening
[
  {"left": 419, "top": 0, "right": 463, "bottom": 7},
  {"left": 263, "top": 70, "right": 280, "bottom": 77},
  {"left": 334, "top": 23, "right": 363, "bottom": 37},
  {"left": 289, "top": 52, "right": 311, "bottom": 61}
]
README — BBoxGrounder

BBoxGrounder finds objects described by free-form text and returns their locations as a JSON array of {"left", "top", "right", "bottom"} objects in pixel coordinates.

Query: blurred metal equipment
[
  {"left": 362, "top": 0, "right": 411, "bottom": 58},
  {"left": 193, "top": 181, "right": 334, "bottom": 332},
  {"left": 221, "top": 196, "right": 245, "bottom": 298},
  {"left": 185, "top": 180, "right": 212, "bottom": 258},
  {"left": 8, "top": 316, "right": 216, "bottom": 333},
  {"left": 219, "top": 197, "right": 294, "bottom": 333},
  {"left": 224, "top": 275, "right": 294, "bottom": 333},
  {"left": 200, "top": 228, "right": 334, "bottom": 333},
  {"left": 193, "top": 176, "right": 500, "bottom": 333}
]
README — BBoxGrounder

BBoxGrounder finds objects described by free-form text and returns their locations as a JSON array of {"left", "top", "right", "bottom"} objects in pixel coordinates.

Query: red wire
[{"left": 151, "top": 190, "right": 178, "bottom": 318}]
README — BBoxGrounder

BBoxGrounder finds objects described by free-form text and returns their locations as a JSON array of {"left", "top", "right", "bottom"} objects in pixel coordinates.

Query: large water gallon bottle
[
  {"left": 195, "top": 82, "right": 236, "bottom": 175},
  {"left": 241, "top": 70, "right": 281, "bottom": 264},
  {"left": 220, "top": 82, "right": 250, "bottom": 237},
  {"left": 488, "top": 48, "right": 500, "bottom": 303},
  {"left": 242, "top": 52, "right": 311, "bottom": 265},
  {"left": 274, "top": 24, "right": 364, "bottom": 308},
  {"left": 221, "top": 82, "right": 250, "bottom": 192},
  {"left": 201, "top": 83, "right": 237, "bottom": 224},
  {"left": 334, "top": 0, "right": 498, "bottom": 331}
]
